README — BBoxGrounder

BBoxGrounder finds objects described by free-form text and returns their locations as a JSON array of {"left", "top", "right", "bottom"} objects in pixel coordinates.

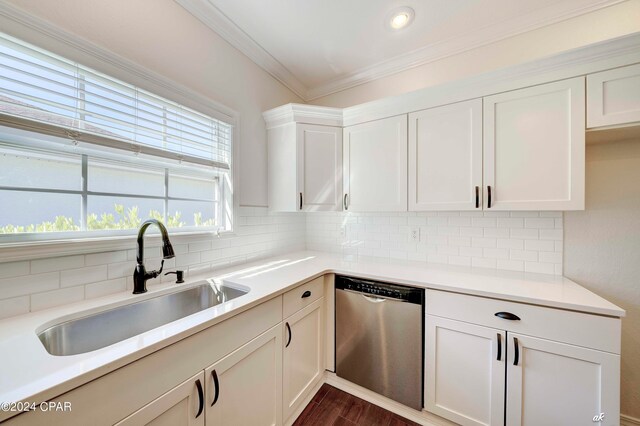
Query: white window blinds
[{"left": 0, "top": 32, "right": 232, "bottom": 169}]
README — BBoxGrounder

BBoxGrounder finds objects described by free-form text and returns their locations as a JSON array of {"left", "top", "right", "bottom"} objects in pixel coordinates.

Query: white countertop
[{"left": 0, "top": 251, "right": 624, "bottom": 421}]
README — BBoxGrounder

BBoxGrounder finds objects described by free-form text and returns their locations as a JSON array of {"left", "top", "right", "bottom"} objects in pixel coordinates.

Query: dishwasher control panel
[{"left": 335, "top": 275, "right": 424, "bottom": 304}]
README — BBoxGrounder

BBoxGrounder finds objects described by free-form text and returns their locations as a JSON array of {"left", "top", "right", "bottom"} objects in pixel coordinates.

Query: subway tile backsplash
[
  {"left": 306, "top": 211, "right": 563, "bottom": 275},
  {"left": 0, "top": 207, "right": 305, "bottom": 320},
  {"left": 0, "top": 208, "right": 564, "bottom": 320}
]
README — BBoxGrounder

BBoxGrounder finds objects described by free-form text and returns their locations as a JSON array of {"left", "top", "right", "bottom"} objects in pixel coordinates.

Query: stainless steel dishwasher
[{"left": 335, "top": 275, "right": 424, "bottom": 410}]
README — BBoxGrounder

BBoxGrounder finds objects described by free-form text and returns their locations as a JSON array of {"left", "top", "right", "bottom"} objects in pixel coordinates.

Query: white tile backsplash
[
  {"left": 307, "top": 211, "right": 563, "bottom": 275},
  {"left": 0, "top": 207, "right": 305, "bottom": 318},
  {"left": 0, "top": 208, "right": 564, "bottom": 320}
]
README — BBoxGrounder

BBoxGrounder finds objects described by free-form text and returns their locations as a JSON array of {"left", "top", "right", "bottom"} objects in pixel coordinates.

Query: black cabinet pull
[
  {"left": 343, "top": 193, "right": 349, "bottom": 210},
  {"left": 210, "top": 370, "right": 220, "bottom": 407},
  {"left": 195, "top": 378, "right": 204, "bottom": 418},
  {"left": 299, "top": 192, "right": 303, "bottom": 210},
  {"left": 513, "top": 337, "right": 520, "bottom": 366},
  {"left": 285, "top": 322, "right": 292, "bottom": 348},
  {"left": 301, "top": 290, "right": 311, "bottom": 298},
  {"left": 497, "top": 333, "right": 502, "bottom": 361},
  {"left": 487, "top": 185, "right": 492, "bottom": 208},
  {"left": 475, "top": 186, "right": 480, "bottom": 208},
  {"left": 495, "top": 312, "right": 520, "bottom": 321}
]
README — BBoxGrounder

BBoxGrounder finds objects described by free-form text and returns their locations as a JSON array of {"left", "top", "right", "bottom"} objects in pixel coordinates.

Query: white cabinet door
[
  {"left": 283, "top": 298, "right": 325, "bottom": 422},
  {"left": 409, "top": 99, "right": 483, "bottom": 211},
  {"left": 587, "top": 63, "right": 640, "bottom": 128},
  {"left": 483, "top": 77, "right": 585, "bottom": 210},
  {"left": 296, "top": 124, "right": 342, "bottom": 211},
  {"left": 343, "top": 115, "right": 408, "bottom": 212},
  {"left": 425, "top": 316, "right": 505, "bottom": 426},
  {"left": 205, "top": 325, "right": 283, "bottom": 426},
  {"left": 506, "top": 333, "right": 620, "bottom": 426},
  {"left": 116, "top": 372, "right": 206, "bottom": 426}
]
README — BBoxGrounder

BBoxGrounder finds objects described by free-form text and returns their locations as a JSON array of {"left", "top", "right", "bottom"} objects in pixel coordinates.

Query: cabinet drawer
[
  {"left": 426, "top": 290, "right": 620, "bottom": 354},
  {"left": 283, "top": 276, "right": 324, "bottom": 318}
]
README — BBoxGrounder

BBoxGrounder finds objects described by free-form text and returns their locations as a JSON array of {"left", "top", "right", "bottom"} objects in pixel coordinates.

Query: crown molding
[
  {"left": 176, "top": 0, "right": 626, "bottom": 101},
  {"left": 306, "top": 0, "right": 627, "bottom": 100},
  {"left": 341, "top": 31, "right": 640, "bottom": 126},
  {"left": 0, "top": 1, "right": 239, "bottom": 125},
  {"left": 263, "top": 32, "right": 640, "bottom": 128},
  {"left": 175, "top": 0, "right": 308, "bottom": 100},
  {"left": 262, "top": 103, "right": 343, "bottom": 129}
]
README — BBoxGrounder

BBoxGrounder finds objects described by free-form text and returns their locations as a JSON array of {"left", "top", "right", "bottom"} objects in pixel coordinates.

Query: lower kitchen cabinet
[
  {"left": 205, "top": 324, "right": 283, "bottom": 426},
  {"left": 425, "top": 290, "right": 621, "bottom": 426},
  {"left": 425, "top": 316, "right": 505, "bottom": 426},
  {"left": 506, "top": 333, "right": 620, "bottom": 426},
  {"left": 283, "top": 298, "right": 325, "bottom": 422},
  {"left": 115, "top": 372, "right": 206, "bottom": 426}
]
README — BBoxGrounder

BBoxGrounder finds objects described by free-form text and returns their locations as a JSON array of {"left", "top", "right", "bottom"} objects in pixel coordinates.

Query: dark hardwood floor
[{"left": 293, "top": 384, "right": 421, "bottom": 426}]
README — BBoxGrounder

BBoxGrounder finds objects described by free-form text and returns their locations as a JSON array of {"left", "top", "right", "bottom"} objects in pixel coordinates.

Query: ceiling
[{"left": 176, "top": 0, "right": 622, "bottom": 100}]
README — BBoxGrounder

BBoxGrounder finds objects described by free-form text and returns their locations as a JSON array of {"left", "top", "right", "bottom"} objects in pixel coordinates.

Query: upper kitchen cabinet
[
  {"left": 343, "top": 115, "right": 408, "bottom": 212},
  {"left": 265, "top": 104, "right": 343, "bottom": 212},
  {"left": 587, "top": 63, "right": 640, "bottom": 129},
  {"left": 409, "top": 99, "right": 483, "bottom": 211},
  {"left": 483, "top": 77, "right": 585, "bottom": 211}
]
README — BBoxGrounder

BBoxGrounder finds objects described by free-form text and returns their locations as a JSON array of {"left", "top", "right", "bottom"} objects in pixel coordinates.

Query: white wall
[
  {"left": 310, "top": 1, "right": 640, "bottom": 107},
  {"left": 3, "top": 0, "right": 303, "bottom": 207},
  {"left": 564, "top": 139, "right": 640, "bottom": 420}
]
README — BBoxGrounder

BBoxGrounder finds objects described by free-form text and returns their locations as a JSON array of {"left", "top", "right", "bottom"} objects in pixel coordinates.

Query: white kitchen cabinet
[
  {"left": 409, "top": 99, "right": 483, "bottom": 211},
  {"left": 205, "top": 324, "right": 283, "bottom": 426},
  {"left": 115, "top": 372, "right": 206, "bottom": 426},
  {"left": 506, "top": 333, "right": 620, "bottom": 426},
  {"left": 343, "top": 115, "right": 408, "bottom": 212},
  {"left": 483, "top": 77, "right": 585, "bottom": 210},
  {"left": 283, "top": 298, "right": 325, "bottom": 422},
  {"left": 425, "top": 289, "right": 621, "bottom": 426},
  {"left": 587, "top": 63, "right": 640, "bottom": 128},
  {"left": 425, "top": 315, "right": 505, "bottom": 426},
  {"left": 268, "top": 123, "right": 342, "bottom": 212}
]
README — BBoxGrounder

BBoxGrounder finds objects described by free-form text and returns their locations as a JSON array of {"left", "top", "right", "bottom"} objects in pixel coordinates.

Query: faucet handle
[{"left": 165, "top": 270, "right": 185, "bottom": 284}]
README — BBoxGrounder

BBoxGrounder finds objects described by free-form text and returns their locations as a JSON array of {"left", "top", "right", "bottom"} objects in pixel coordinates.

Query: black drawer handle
[
  {"left": 301, "top": 290, "right": 311, "bottom": 298},
  {"left": 211, "top": 370, "right": 219, "bottom": 407},
  {"left": 497, "top": 333, "right": 502, "bottom": 361},
  {"left": 195, "top": 378, "right": 204, "bottom": 418},
  {"left": 513, "top": 337, "right": 520, "bottom": 366},
  {"left": 285, "top": 322, "right": 292, "bottom": 348},
  {"left": 495, "top": 312, "right": 520, "bottom": 321}
]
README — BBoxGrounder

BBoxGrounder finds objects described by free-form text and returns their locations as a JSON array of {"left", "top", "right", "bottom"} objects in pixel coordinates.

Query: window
[{"left": 0, "top": 33, "right": 234, "bottom": 241}]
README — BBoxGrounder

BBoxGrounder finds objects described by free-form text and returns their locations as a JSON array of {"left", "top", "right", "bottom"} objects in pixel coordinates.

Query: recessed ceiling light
[{"left": 389, "top": 7, "right": 414, "bottom": 30}]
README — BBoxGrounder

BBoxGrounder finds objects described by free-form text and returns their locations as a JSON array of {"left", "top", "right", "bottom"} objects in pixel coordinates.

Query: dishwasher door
[{"left": 335, "top": 278, "right": 424, "bottom": 410}]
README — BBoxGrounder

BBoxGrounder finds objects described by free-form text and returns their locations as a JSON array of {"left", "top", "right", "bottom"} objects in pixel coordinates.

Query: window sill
[{"left": 0, "top": 230, "right": 234, "bottom": 263}]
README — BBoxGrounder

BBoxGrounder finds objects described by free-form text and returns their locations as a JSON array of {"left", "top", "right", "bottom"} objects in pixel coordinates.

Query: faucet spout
[{"left": 133, "top": 219, "right": 175, "bottom": 294}]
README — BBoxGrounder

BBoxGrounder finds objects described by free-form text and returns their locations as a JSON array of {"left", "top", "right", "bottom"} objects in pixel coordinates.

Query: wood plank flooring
[{"left": 293, "top": 384, "right": 421, "bottom": 426}]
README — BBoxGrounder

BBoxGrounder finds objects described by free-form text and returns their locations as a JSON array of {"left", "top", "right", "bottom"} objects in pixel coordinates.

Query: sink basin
[{"left": 38, "top": 283, "right": 248, "bottom": 356}]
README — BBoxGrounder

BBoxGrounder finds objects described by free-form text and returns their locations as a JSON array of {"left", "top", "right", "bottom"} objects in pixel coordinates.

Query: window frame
[
  {"left": 0, "top": 28, "right": 241, "bottom": 262},
  {"left": 0, "top": 149, "right": 226, "bottom": 243}
]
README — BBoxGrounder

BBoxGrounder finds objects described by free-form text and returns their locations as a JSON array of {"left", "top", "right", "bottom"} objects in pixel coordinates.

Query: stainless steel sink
[{"left": 37, "top": 283, "right": 248, "bottom": 356}]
